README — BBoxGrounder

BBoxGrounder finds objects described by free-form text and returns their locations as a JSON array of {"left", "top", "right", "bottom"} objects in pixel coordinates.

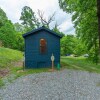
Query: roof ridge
[{"left": 23, "top": 26, "right": 63, "bottom": 38}]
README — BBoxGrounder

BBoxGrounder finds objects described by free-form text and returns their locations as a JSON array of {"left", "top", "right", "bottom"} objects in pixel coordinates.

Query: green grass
[
  {"left": 0, "top": 47, "right": 23, "bottom": 68},
  {"left": 10, "top": 67, "right": 49, "bottom": 79},
  {"left": 61, "top": 56, "right": 100, "bottom": 73},
  {"left": 0, "top": 78, "right": 4, "bottom": 87}
]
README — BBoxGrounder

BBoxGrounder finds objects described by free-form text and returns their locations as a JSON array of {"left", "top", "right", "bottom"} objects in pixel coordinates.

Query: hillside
[
  {"left": 0, "top": 47, "right": 23, "bottom": 78},
  {"left": 0, "top": 47, "right": 23, "bottom": 68}
]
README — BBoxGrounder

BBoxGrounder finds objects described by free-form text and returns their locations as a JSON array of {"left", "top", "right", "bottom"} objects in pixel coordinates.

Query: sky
[{"left": 0, "top": 0, "right": 75, "bottom": 35}]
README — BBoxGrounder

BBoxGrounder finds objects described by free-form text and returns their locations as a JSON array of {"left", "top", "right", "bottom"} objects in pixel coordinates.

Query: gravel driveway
[{"left": 0, "top": 69, "right": 100, "bottom": 100}]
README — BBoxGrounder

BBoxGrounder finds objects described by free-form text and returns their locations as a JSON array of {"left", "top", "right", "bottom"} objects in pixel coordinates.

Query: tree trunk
[{"left": 97, "top": 0, "right": 100, "bottom": 57}]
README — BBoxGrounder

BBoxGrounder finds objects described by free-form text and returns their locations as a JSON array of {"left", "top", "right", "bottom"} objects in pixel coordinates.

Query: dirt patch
[
  {"left": 0, "top": 69, "right": 9, "bottom": 78},
  {"left": 11, "top": 60, "right": 23, "bottom": 67}
]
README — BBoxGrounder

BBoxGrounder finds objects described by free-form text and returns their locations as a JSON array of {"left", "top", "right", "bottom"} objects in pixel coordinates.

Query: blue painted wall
[{"left": 24, "top": 29, "right": 61, "bottom": 68}]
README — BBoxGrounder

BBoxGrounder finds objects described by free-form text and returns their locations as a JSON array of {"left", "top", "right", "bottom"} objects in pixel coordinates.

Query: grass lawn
[
  {"left": 61, "top": 56, "right": 100, "bottom": 73},
  {"left": 0, "top": 47, "right": 23, "bottom": 68}
]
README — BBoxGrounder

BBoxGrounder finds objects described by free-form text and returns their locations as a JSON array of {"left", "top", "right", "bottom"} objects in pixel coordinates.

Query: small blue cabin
[{"left": 23, "top": 26, "right": 62, "bottom": 68}]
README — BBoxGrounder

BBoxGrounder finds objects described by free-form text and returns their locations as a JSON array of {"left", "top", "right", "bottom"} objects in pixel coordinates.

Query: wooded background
[{"left": 0, "top": 0, "right": 100, "bottom": 64}]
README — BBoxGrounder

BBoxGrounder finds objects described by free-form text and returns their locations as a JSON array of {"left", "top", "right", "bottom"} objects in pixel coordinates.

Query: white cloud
[
  {"left": 0, "top": 0, "right": 75, "bottom": 34},
  {"left": 0, "top": 0, "right": 28, "bottom": 22},
  {"left": 58, "top": 18, "right": 75, "bottom": 34}
]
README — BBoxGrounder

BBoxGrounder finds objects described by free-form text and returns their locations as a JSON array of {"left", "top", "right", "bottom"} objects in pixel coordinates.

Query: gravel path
[{"left": 0, "top": 69, "right": 100, "bottom": 100}]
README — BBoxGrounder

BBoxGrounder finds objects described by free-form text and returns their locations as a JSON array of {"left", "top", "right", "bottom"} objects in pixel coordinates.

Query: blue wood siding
[{"left": 24, "top": 30, "right": 60, "bottom": 68}]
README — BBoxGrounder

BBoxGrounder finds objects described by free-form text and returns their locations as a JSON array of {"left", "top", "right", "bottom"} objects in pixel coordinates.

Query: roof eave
[{"left": 22, "top": 26, "right": 63, "bottom": 38}]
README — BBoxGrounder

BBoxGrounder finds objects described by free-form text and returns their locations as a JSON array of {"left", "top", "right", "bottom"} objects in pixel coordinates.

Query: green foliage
[
  {"left": 0, "top": 8, "right": 24, "bottom": 51},
  {"left": 14, "top": 32, "right": 24, "bottom": 51},
  {"left": 52, "top": 24, "right": 65, "bottom": 36},
  {"left": 0, "top": 8, "right": 8, "bottom": 27},
  {"left": 61, "top": 35, "right": 75, "bottom": 55},
  {"left": 61, "top": 35, "right": 86, "bottom": 56},
  {"left": 0, "top": 20, "right": 17, "bottom": 48},
  {"left": 59, "top": 0, "right": 99, "bottom": 63},
  {"left": 14, "top": 23, "right": 24, "bottom": 51},
  {"left": 20, "top": 6, "right": 40, "bottom": 32},
  {"left": 14, "top": 23, "right": 24, "bottom": 33},
  {"left": 74, "top": 39, "right": 87, "bottom": 55}
]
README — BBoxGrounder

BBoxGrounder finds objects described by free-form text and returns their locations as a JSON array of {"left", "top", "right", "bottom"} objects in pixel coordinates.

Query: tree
[
  {"left": 37, "top": 10, "right": 55, "bottom": 28},
  {"left": 52, "top": 23, "right": 65, "bottom": 36},
  {"left": 61, "top": 35, "right": 86, "bottom": 56},
  {"left": 97, "top": 0, "right": 100, "bottom": 55},
  {"left": 73, "top": 39, "right": 86, "bottom": 56},
  {"left": 0, "top": 20, "right": 17, "bottom": 49},
  {"left": 20, "top": 6, "right": 40, "bottom": 32},
  {"left": 20, "top": 6, "right": 57, "bottom": 31},
  {"left": 14, "top": 32, "right": 24, "bottom": 51},
  {"left": 0, "top": 7, "right": 24, "bottom": 51},
  {"left": 61, "top": 35, "right": 76, "bottom": 55},
  {"left": 0, "top": 7, "right": 16, "bottom": 48},
  {"left": 59, "top": 0, "right": 99, "bottom": 63},
  {"left": 14, "top": 22, "right": 24, "bottom": 33},
  {"left": 0, "top": 8, "right": 8, "bottom": 27},
  {"left": 14, "top": 23, "right": 24, "bottom": 51}
]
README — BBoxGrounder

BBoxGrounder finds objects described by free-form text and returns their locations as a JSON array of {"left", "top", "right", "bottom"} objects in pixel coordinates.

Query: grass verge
[
  {"left": 61, "top": 56, "right": 100, "bottom": 73},
  {"left": 0, "top": 78, "right": 4, "bottom": 87}
]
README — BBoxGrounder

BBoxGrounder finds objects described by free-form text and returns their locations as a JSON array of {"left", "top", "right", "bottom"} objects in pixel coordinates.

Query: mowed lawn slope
[
  {"left": 0, "top": 47, "right": 23, "bottom": 69},
  {"left": 61, "top": 56, "right": 100, "bottom": 73}
]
